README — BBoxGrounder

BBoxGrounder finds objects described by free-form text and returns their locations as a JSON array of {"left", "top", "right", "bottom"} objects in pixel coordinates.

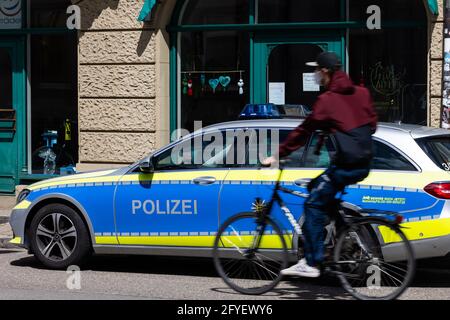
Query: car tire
[{"left": 29, "top": 204, "right": 91, "bottom": 269}]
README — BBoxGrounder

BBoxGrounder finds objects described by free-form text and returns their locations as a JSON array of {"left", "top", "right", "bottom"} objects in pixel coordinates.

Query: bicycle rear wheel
[
  {"left": 334, "top": 218, "right": 415, "bottom": 300},
  {"left": 213, "top": 212, "right": 289, "bottom": 295}
]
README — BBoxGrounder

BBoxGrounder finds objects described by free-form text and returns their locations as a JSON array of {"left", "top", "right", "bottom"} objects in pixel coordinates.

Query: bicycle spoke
[
  {"left": 254, "top": 252, "right": 280, "bottom": 263},
  {"left": 251, "top": 260, "right": 279, "bottom": 278},
  {"left": 378, "top": 263, "right": 407, "bottom": 279},
  {"left": 378, "top": 261, "right": 408, "bottom": 274},
  {"left": 213, "top": 213, "right": 288, "bottom": 295},
  {"left": 335, "top": 220, "right": 414, "bottom": 300},
  {"left": 378, "top": 267, "right": 403, "bottom": 286}
]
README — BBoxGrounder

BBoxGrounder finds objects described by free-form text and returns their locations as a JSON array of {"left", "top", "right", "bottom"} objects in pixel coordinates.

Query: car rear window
[{"left": 416, "top": 136, "right": 450, "bottom": 171}]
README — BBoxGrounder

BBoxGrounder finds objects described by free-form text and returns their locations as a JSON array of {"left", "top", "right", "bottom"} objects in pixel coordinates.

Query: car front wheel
[{"left": 29, "top": 204, "right": 91, "bottom": 269}]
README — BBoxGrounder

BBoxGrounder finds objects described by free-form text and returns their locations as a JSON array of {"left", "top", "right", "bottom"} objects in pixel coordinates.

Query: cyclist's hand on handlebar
[{"left": 261, "top": 156, "right": 278, "bottom": 167}]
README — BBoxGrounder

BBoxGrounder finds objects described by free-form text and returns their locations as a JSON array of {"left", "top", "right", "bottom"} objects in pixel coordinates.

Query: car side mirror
[{"left": 139, "top": 157, "right": 155, "bottom": 173}]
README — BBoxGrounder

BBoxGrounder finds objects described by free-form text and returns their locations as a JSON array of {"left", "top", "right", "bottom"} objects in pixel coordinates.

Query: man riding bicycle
[{"left": 262, "top": 52, "right": 378, "bottom": 278}]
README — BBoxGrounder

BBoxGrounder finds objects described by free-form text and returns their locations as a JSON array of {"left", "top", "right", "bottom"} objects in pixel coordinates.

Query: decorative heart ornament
[
  {"left": 209, "top": 78, "right": 219, "bottom": 93},
  {"left": 219, "top": 76, "right": 231, "bottom": 89}
]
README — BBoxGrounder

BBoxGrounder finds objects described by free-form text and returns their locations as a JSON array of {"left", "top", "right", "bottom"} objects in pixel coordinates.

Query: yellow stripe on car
[
  {"left": 97, "top": 235, "right": 293, "bottom": 249},
  {"left": 28, "top": 169, "right": 118, "bottom": 191},
  {"left": 219, "top": 234, "right": 293, "bottom": 249},
  {"left": 121, "top": 171, "right": 230, "bottom": 183},
  {"left": 115, "top": 235, "right": 217, "bottom": 247},
  {"left": 27, "top": 168, "right": 446, "bottom": 192},
  {"left": 95, "top": 236, "right": 119, "bottom": 245},
  {"left": 9, "top": 237, "right": 22, "bottom": 245},
  {"left": 13, "top": 200, "right": 31, "bottom": 210},
  {"left": 379, "top": 218, "right": 450, "bottom": 244}
]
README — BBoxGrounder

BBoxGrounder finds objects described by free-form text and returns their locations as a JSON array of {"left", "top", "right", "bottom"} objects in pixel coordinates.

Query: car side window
[
  {"left": 244, "top": 129, "right": 305, "bottom": 168},
  {"left": 372, "top": 140, "right": 417, "bottom": 171},
  {"left": 153, "top": 130, "right": 237, "bottom": 170},
  {"left": 302, "top": 134, "right": 336, "bottom": 168}
]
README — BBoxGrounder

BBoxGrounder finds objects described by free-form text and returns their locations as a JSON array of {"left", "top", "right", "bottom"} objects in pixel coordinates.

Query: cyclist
[{"left": 262, "top": 52, "right": 378, "bottom": 278}]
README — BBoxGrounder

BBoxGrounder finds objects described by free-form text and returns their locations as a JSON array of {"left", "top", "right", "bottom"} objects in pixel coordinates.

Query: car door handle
[
  {"left": 294, "top": 178, "right": 312, "bottom": 188},
  {"left": 193, "top": 176, "right": 217, "bottom": 185}
]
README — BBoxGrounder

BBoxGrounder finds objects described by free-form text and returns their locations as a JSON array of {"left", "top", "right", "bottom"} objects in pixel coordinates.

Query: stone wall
[
  {"left": 429, "top": 0, "right": 444, "bottom": 128},
  {"left": 76, "top": 0, "right": 163, "bottom": 171}
]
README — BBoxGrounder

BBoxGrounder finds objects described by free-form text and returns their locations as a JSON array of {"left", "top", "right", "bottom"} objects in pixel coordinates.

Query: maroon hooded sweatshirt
[{"left": 279, "top": 70, "right": 378, "bottom": 167}]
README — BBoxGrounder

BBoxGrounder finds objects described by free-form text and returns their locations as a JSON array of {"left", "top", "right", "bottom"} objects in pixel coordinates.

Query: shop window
[
  {"left": 180, "top": 31, "right": 250, "bottom": 132},
  {"left": 257, "top": 0, "right": 341, "bottom": 23},
  {"left": 181, "top": 0, "right": 249, "bottom": 25},
  {"left": 348, "top": 0, "right": 427, "bottom": 125},
  {"left": 30, "top": 0, "right": 78, "bottom": 175},
  {"left": 30, "top": 0, "right": 70, "bottom": 28},
  {"left": 0, "top": 50, "right": 12, "bottom": 109},
  {"left": 349, "top": 0, "right": 425, "bottom": 22},
  {"left": 268, "top": 44, "right": 324, "bottom": 108}
]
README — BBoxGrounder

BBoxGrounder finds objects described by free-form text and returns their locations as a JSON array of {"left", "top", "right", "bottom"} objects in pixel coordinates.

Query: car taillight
[{"left": 424, "top": 182, "right": 450, "bottom": 199}]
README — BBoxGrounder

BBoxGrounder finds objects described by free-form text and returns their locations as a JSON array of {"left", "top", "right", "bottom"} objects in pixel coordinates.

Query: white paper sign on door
[
  {"left": 269, "top": 82, "right": 285, "bottom": 105},
  {"left": 303, "top": 73, "right": 320, "bottom": 92}
]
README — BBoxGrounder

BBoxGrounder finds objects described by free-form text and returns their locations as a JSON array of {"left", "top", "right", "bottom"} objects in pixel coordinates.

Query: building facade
[{"left": 0, "top": 0, "right": 446, "bottom": 193}]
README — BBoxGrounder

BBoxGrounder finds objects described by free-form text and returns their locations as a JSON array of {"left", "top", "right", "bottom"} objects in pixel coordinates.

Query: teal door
[
  {"left": 0, "top": 39, "right": 25, "bottom": 193},
  {"left": 253, "top": 34, "right": 344, "bottom": 106}
]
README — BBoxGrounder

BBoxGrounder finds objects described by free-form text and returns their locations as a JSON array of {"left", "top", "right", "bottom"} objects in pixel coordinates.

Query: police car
[{"left": 10, "top": 105, "right": 450, "bottom": 269}]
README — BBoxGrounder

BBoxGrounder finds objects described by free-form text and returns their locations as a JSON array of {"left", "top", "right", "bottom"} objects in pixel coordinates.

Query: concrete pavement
[
  {"left": 0, "top": 197, "right": 14, "bottom": 248},
  {"left": 0, "top": 195, "right": 15, "bottom": 210},
  {"left": 0, "top": 249, "right": 449, "bottom": 300}
]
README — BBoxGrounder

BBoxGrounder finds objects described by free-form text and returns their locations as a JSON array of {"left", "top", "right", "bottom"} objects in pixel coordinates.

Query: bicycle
[{"left": 212, "top": 160, "right": 415, "bottom": 300}]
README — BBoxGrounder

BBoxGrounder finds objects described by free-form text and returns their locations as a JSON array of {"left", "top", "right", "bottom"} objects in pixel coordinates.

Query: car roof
[{"left": 202, "top": 119, "right": 450, "bottom": 139}]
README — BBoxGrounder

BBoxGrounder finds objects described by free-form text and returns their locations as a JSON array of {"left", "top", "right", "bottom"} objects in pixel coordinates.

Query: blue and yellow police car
[{"left": 10, "top": 108, "right": 450, "bottom": 269}]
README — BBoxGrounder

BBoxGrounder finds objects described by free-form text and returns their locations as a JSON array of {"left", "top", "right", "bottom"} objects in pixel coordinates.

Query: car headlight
[{"left": 16, "top": 189, "right": 30, "bottom": 204}]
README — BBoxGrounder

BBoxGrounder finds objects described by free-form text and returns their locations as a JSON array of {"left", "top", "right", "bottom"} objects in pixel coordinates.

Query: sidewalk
[
  {"left": 0, "top": 196, "right": 15, "bottom": 248},
  {"left": 0, "top": 195, "right": 16, "bottom": 211}
]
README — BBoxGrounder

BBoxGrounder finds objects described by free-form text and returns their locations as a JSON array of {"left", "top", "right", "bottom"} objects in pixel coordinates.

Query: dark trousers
[{"left": 302, "top": 165, "right": 370, "bottom": 267}]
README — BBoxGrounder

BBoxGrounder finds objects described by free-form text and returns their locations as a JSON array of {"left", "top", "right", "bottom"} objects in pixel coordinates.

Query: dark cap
[{"left": 306, "top": 52, "right": 342, "bottom": 69}]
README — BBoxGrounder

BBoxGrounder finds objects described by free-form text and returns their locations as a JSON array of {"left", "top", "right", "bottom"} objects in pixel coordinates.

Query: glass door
[
  {"left": 253, "top": 34, "right": 344, "bottom": 108},
  {"left": 0, "top": 39, "right": 25, "bottom": 193}
]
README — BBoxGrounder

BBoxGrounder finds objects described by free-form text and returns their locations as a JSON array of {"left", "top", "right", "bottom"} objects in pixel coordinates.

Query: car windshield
[{"left": 416, "top": 135, "right": 450, "bottom": 171}]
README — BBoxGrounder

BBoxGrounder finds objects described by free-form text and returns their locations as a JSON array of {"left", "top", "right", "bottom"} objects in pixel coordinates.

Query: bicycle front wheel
[
  {"left": 213, "top": 212, "right": 289, "bottom": 295},
  {"left": 334, "top": 218, "right": 415, "bottom": 300}
]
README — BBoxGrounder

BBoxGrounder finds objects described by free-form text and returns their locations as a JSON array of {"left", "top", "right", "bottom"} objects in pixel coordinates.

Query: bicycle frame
[
  {"left": 252, "top": 166, "right": 364, "bottom": 252},
  {"left": 250, "top": 166, "right": 308, "bottom": 252}
]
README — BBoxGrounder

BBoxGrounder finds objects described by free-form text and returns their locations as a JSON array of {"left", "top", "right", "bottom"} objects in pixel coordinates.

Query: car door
[
  {"left": 113, "top": 129, "right": 233, "bottom": 248},
  {"left": 295, "top": 135, "right": 435, "bottom": 221},
  {"left": 218, "top": 128, "right": 327, "bottom": 241},
  {"left": 344, "top": 139, "right": 437, "bottom": 221}
]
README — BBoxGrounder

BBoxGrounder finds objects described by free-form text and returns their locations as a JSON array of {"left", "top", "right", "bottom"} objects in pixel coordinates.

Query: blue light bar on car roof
[
  {"left": 239, "top": 103, "right": 280, "bottom": 120},
  {"left": 238, "top": 103, "right": 311, "bottom": 120}
]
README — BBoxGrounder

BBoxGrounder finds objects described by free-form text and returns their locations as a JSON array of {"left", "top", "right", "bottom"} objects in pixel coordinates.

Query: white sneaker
[{"left": 280, "top": 259, "right": 320, "bottom": 278}]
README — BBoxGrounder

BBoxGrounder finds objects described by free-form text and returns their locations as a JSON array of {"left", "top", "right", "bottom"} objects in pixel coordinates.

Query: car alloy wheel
[{"left": 35, "top": 213, "right": 78, "bottom": 262}]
